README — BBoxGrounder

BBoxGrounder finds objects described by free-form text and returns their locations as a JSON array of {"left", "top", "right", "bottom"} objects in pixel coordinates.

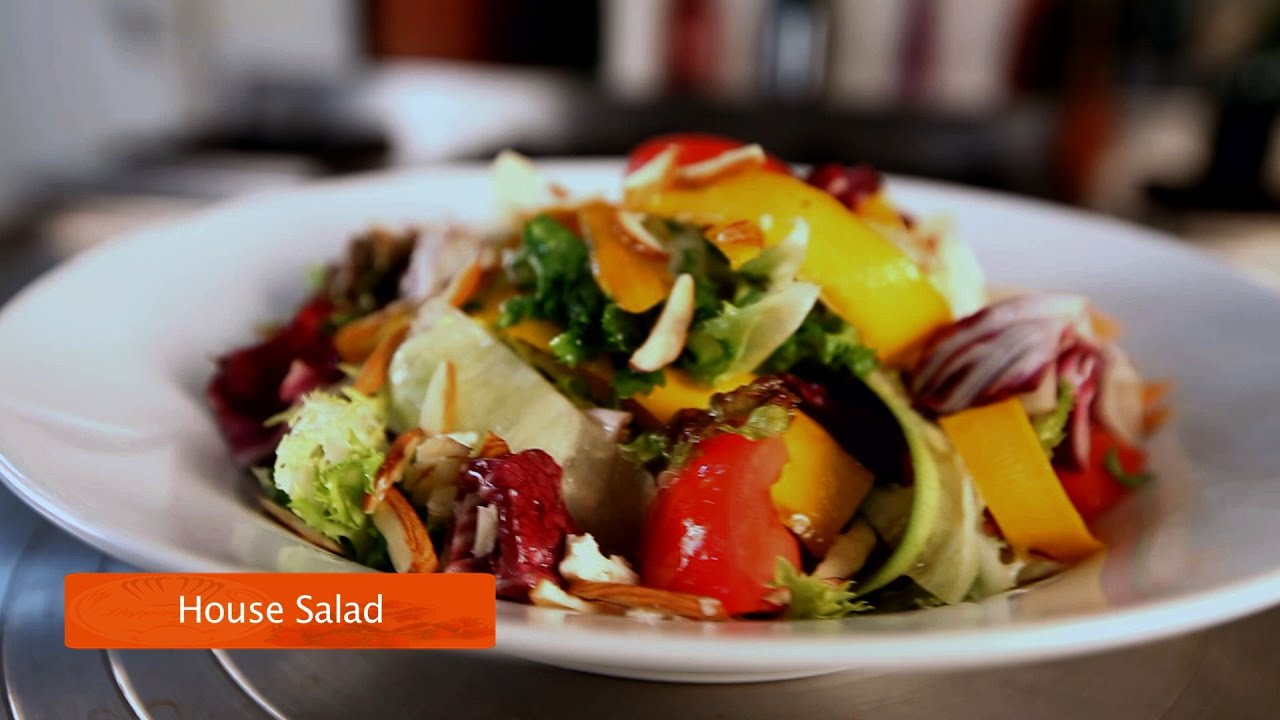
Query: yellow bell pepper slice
[
  {"left": 579, "top": 202, "right": 673, "bottom": 313},
  {"left": 628, "top": 170, "right": 951, "bottom": 360},
  {"left": 772, "top": 412, "right": 873, "bottom": 554},
  {"left": 939, "top": 398, "right": 1102, "bottom": 561}
]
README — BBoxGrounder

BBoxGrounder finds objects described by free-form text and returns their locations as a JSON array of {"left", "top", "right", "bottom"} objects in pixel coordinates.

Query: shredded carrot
[
  {"left": 1089, "top": 307, "right": 1123, "bottom": 342},
  {"left": 334, "top": 305, "right": 409, "bottom": 364},
  {"left": 476, "top": 431, "right": 510, "bottom": 459},
  {"left": 354, "top": 323, "right": 410, "bottom": 395},
  {"left": 1140, "top": 380, "right": 1174, "bottom": 433},
  {"left": 1142, "top": 380, "right": 1173, "bottom": 407},
  {"left": 444, "top": 260, "right": 487, "bottom": 308}
]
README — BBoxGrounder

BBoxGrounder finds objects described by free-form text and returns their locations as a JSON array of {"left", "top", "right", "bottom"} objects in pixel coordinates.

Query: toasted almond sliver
[
  {"left": 615, "top": 210, "right": 670, "bottom": 259},
  {"left": 675, "top": 144, "right": 765, "bottom": 186},
  {"left": 371, "top": 486, "right": 438, "bottom": 573},
  {"left": 362, "top": 428, "right": 426, "bottom": 513},
  {"left": 623, "top": 145, "right": 678, "bottom": 195},
  {"left": 419, "top": 361, "right": 457, "bottom": 435},
  {"left": 568, "top": 581, "right": 729, "bottom": 621},
  {"left": 628, "top": 273, "right": 695, "bottom": 372},
  {"left": 530, "top": 579, "right": 596, "bottom": 613},
  {"left": 257, "top": 494, "right": 345, "bottom": 555},
  {"left": 354, "top": 323, "right": 410, "bottom": 395}
]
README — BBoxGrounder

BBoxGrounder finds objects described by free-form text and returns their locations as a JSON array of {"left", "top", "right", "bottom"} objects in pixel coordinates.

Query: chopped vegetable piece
[
  {"left": 939, "top": 398, "right": 1102, "bottom": 561},
  {"left": 627, "top": 169, "right": 951, "bottom": 360},
  {"left": 625, "top": 134, "right": 791, "bottom": 176},
  {"left": 641, "top": 433, "right": 801, "bottom": 616},
  {"left": 446, "top": 449, "right": 578, "bottom": 600},
  {"left": 580, "top": 202, "right": 673, "bottom": 313},
  {"left": 1056, "top": 425, "right": 1149, "bottom": 523}
]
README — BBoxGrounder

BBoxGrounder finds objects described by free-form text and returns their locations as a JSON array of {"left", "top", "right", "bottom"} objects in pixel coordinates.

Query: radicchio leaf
[
  {"left": 207, "top": 297, "right": 344, "bottom": 466},
  {"left": 806, "top": 163, "right": 883, "bottom": 209},
  {"left": 911, "top": 294, "right": 1093, "bottom": 415},
  {"left": 910, "top": 294, "right": 1104, "bottom": 467}
]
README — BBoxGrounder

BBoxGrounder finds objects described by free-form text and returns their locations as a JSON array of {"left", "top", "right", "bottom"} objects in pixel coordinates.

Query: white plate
[{"left": 1, "top": 161, "right": 1279, "bottom": 683}]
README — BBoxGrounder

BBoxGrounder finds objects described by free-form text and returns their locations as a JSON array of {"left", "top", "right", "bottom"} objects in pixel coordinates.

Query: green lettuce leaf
[
  {"left": 682, "top": 282, "right": 820, "bottom": 384},
  {"left": 773, "top": 558, "right": 871, "bottom": 619},
  {"left": 272, "top": 388, "right": 388, "bottom": 561},
  {"left": 1031, "top": 380, "right": 1074, "bottom": 455},
  {"left": 761, "top": 303, "right": 878, "bottom": 379}
]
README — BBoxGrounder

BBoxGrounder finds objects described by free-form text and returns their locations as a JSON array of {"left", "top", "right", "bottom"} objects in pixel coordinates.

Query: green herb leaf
[
  {"left": 1104, "top": 448, "right": 1153, "bottom": 488},
  {"left": 761, "top": 304, "right": 879, "bottom": 379},
  {"left": 772, "top": 558, "right": 871, "bottom": 619},
  {"left": 611, "top": 367, "right": 665, "bottom": 400},
  {"left": 1031, "top": 380, "right": 1075, "bottom": 455},
  {"left": 619, "top": 431, "right": 668, "bottom": 465}
]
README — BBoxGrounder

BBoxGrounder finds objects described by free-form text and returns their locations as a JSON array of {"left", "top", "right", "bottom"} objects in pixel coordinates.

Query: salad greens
[
  {"left": 500, "top": 215, "right": 663, "bottom": 399},
  {"left": 1031, "top": 380, "right": 1075, "bottom": 455},
  {"left": 772, "top": 558, "right": 870, "bottom": 619},
  {"left": 272, "top": 387, "right": 388, "bottom": 561},
  {"left": 208, "top": 140, "right": 1154, "bottom": 624}
]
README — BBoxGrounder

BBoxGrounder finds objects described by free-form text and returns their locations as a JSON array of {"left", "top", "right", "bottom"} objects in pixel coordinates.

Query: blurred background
[{"left": 3, "top": 0, "right": 1280, "bottom": 300}]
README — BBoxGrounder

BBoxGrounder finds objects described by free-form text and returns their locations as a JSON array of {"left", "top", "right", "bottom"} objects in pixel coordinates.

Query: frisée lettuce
[{"left": 272, "top": 387, "right": 388, "bottom": 560}]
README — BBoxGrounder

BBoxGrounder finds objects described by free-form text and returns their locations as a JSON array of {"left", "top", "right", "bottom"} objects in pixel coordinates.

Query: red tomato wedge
[
  {"left": 625, "top": 133, "right": 792, "bottom": 175},
  {"left": 640, "top": 433, "right": 801, "bottom": 616},
  {"left": 1056, "top": 426, "right": 1147, "bottom": 524}
]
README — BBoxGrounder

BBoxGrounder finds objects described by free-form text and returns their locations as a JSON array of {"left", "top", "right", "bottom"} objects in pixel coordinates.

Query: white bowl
[{"left": 1, "top": 161, "right": 1278, "bottom": 683}]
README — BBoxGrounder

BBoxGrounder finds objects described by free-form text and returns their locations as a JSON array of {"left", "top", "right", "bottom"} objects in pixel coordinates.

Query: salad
[{"left": 207, "top": 134, "right": 1169, "bottom": 621}]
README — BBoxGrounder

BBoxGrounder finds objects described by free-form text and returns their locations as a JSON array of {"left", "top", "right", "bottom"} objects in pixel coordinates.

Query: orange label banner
[{"left": 64, "top": 573, "right": 495, "bottom": 649}]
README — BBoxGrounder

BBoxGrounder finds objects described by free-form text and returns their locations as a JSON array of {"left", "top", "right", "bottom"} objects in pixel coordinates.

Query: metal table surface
[
  {"left": 0, "top": 484, "right": 1278, "bottom": 720},
  {"left": 3, "top": 210, "right": 1280, "bottom": 720}
]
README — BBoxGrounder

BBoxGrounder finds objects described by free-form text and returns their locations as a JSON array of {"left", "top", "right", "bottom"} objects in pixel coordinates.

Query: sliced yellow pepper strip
[
  {"left": 939, "top": 398, "right": 1102, "bottom": 561},
  {"left": 773, "top": 412, "right": 873, "bottom": 555},
  {"left": 628, "top": 170, "right": 951, "bottom": 361},
  {"left": 579, "top": 201, "right": 673, "bottom": 313}
]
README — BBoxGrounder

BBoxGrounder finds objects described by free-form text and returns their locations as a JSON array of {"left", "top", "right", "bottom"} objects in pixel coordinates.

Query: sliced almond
[
  {"left": 371, "top": 486, "right": 438, "bottom": 573},
  {"left": 582, "top": 408, "right": 632, "bottom": 443},
  {"left": 401, "top": 434, "right": 472, "bottom": 510},
  {"left": 475, "top": 431, "right": 511, "bottom": 459},
  {"left": 623, "top": 145, "right": 678, "bottom": 195},
  {"left": 354, "top": 323, "right": 410, "bottom": 395},
  {"left": 472, "top": 504, "right": 499, "bottom": 558},
  {"left": 257, "top": 494, "right": 345, "bottom": 555},
  {"left": 628, "top": 273, "right": 695, "bottom": 372},
  {"left": 615, "top": 210, "right": 669, "bottom": 259},
  {"left": 675, "top": 144, "right": 765, "bottom": 186},
  {"left": 530, "top": 578, "right": 596, "bottom": 613},
  {"left": 568, "top": 581, "right": 728, "bottom": 621},
  {"left": 708, "top": 220, "right": 766, "bottom": 266},
  {"left": 559, "top": 533, "right": 638, "bottom": 584},
  {"left": 362, "top": 428, "right": 426, "bottom": 513},
  {"left": 418, "top": 360, "right": 457, "bottom": 435}
]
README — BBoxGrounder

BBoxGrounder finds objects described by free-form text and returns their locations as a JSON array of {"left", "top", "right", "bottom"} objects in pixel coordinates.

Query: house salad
[{"left": 207, "top": 134, "right": 1169, "bottom": 621}]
